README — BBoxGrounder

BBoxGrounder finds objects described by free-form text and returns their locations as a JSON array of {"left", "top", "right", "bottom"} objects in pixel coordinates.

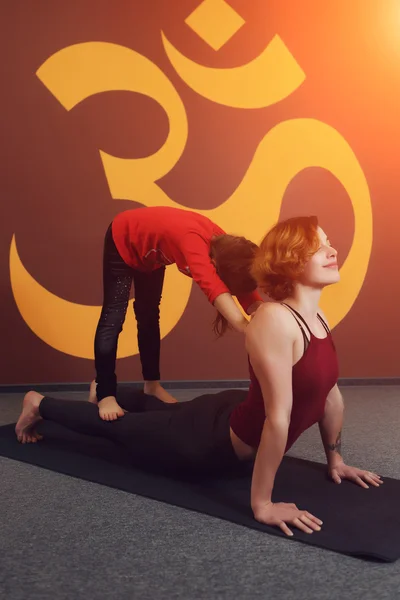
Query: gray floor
[{"left": 1, "top": 386, "right": 400, "bottom": 600}]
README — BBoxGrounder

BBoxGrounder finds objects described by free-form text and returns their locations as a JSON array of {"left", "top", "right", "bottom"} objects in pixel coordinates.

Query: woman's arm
[
  {"left": 246, "top": 304, "right": 323, "bottom": 536},
  {"left": 319, "top": 385, "right": 383, "bottom": 488},
  {"left": 318, "top": 384, "right": 344, "bottom": 469},
  {"left": 246, "top": 303, "right": 294, "bottom": 510}
]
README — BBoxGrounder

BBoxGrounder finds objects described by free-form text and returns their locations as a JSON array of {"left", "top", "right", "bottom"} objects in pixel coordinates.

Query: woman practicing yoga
[
  {"left": 93, "top": 206, "right": 263, "bottom": 418},
  {"left": 16, "top": 216, "right": 382, "bottom": 536}
]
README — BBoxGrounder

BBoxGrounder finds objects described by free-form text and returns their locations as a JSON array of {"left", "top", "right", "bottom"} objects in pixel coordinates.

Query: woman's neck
[{"left": 283, "top": 286, "right": 322, "bottom": 320}]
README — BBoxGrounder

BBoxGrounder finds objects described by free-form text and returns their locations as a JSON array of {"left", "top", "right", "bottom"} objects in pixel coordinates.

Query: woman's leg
[
  {"left": 15, "top": 391, "right": 166, "bottom": 446},
  {"left": 15, "top": 390, "right": 244, "bottom": 475},
  {"left": 94, "top": 225, "right": 134, "bottom": 419},
  {"left": 173, "top": 390, "right": 246, "bottom": 474},
  {"left": 132, "top": 267, "right": 177, "bottom": 404},
  {"left": 16, "top": 391, "right": 184, "bottom": 472}
]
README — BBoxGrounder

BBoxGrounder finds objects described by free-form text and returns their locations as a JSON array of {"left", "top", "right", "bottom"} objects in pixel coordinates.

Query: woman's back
[{"left": 229, "top": 304, "right": 339, "bottom": 452}]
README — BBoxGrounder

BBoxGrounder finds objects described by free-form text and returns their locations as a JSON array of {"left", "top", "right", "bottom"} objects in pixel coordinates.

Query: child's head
[
  {"left": 210, "top": 234, "right": 258, "bottom": 296},
  {"left": 210, "top": 234, "right": 259, "bottom": 336}
]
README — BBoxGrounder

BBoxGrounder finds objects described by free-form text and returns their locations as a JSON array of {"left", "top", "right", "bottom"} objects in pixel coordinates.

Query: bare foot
[
  {"left": 144, "top": 381, "right": 178, "bottom": 404},
  {"left": 15, "top": 391, "right": 44, "bottom": 443},
  {"left": 98, "top": 396, "right": 125, "bottom": 421},
  {"left": 88, "top": 380, "right": 97, "bottom": 404}
]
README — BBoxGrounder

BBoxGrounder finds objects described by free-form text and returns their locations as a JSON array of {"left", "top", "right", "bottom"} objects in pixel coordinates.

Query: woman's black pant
[{"left": 39, "top": 390, "right": 247, "bottom": 475}]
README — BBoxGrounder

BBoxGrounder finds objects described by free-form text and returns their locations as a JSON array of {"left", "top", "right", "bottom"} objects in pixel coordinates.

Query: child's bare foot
[
  {"left": 144, "top": 381, "right": 178, "bottom": 404},
  {"left": 15, "top": 391, "right": 44, "bottom": 443},
  {"left": 98, "top": 396, "right": 125, "bottom": 421},
  {"left": 88, "top": 380, "right": 97, "bottom": 404}
]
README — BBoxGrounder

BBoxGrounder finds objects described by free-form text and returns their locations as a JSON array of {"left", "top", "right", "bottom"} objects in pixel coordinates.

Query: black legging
[
  {"left": 94, "top": 225, "right": 165, "bottom": 401},
  {"left": 39, "top": 389, "right": 247, "bottom": 474}
]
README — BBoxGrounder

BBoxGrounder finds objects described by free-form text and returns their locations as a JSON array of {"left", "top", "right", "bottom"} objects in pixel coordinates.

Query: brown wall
[{"left": 2, "top": 0, "right": 400, "bottom": 385}]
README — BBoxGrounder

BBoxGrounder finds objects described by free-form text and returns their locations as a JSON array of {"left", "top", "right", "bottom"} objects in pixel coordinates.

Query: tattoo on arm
[{"left": 327, "top": 430, "right": 342, "bottom": 455}]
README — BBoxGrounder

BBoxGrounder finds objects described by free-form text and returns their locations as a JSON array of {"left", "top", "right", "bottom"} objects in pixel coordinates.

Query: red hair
[{"left": 251, "top": 216, "right": 320, "bottom": 301}]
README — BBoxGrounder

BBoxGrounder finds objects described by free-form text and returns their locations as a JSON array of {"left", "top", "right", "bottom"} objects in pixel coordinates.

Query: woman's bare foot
[
  {"left": 144, "top": 381, "right": 178, "bottom": 404},
  {"left": 98, "top": 396, "right": 125, "bottom": 421},
  {"left": 88, "top": 380, "right": 97, "bottom": 404},
  {"left": 15, "top": 391, "right": 44, "bottom": 443}
]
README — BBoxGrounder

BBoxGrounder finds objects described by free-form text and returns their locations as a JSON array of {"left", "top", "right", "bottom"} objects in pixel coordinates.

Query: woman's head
[
  {"left": 251, "top": 216, "right": 339, "bottom": 300},
  {"left": 210, "top": 234, "right": 259, "bottom": 296}
]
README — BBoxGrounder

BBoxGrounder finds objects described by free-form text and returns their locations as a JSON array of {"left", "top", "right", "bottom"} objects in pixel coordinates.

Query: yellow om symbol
[{"left": 9, "top": 1, "right": 372, "bottom": 359}]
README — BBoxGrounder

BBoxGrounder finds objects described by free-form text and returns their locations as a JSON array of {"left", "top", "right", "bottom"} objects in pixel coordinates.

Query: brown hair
[
  {"left": 251, "top": 216, "right": 320, "bottom": 301},
  {"left": 210, "top": 234, "right": 259, "bottom": 336}
]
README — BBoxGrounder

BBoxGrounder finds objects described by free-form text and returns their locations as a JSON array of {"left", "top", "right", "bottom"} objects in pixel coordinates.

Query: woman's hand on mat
[
  {"left": 253, "top": 502, "right": 323, "bottom": 537},
  {"left": 329, "top": 462, "right": 383, "bottom": 488},
  {"left": 97, "top": 396, "right": 125, "bottom": 421}
]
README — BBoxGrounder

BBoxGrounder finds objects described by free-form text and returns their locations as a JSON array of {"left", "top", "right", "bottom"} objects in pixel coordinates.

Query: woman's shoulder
[
  {"left": 251, "top": 301, "right": 293, "bottom": 322},
  {"left": 246, "top": 302, "right": 298, "bottom": 345},
  {"left": 317, "top": 307, "right": 330, "bottom": 329}
]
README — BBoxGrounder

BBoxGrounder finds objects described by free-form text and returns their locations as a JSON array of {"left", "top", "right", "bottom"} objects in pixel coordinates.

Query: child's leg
[
  {"left": 133, "top": 267, "right": 177, "bottom": 404},
  {"left": 94, "top": 225, "right": 133, "bottom": 420},
  {"left": 116, "top": 387, "right": 181, "bottom": 413},
  {"left": 17, "top": 392, "right": 183, "bottom": 471}
]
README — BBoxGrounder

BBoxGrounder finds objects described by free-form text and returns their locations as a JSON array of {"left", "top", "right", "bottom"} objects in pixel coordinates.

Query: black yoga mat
[{"left": 1, "top": 421, "right": 399, "bottom": 562}]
